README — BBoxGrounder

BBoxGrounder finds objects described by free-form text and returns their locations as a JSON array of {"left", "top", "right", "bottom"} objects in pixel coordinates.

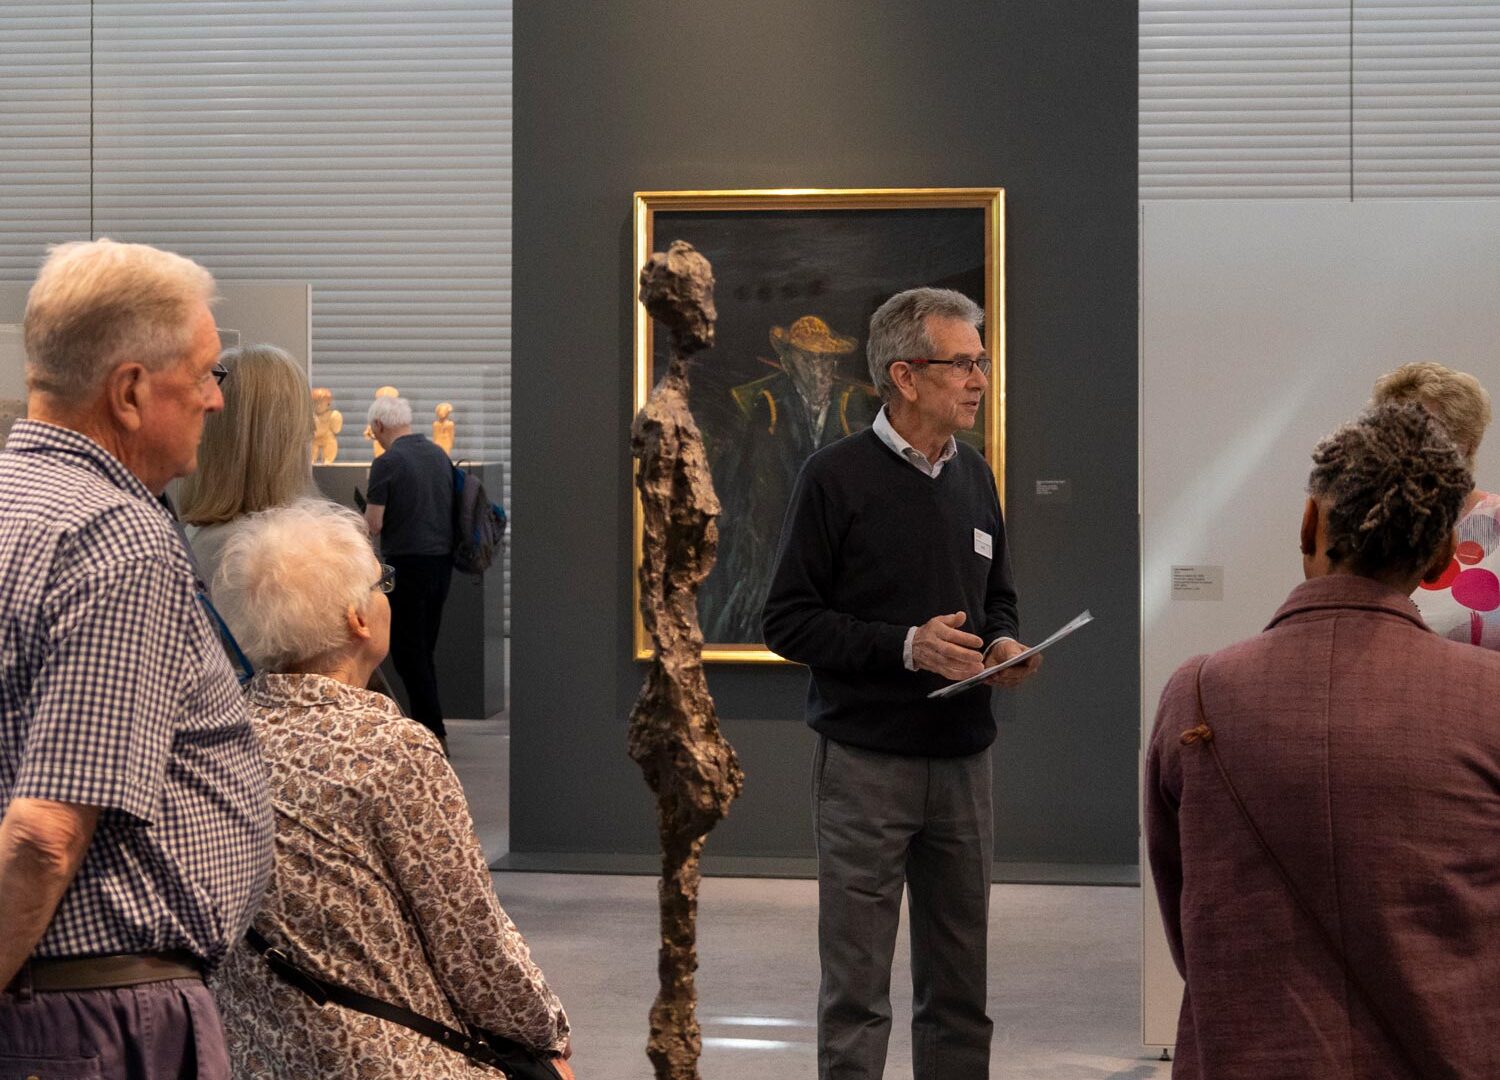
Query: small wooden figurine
[
  {"left": 433, "top": 402, "right": 455, "bottom": 456},
  {"left": 311, "top": 387, "right": 343, "bottom": 464}
]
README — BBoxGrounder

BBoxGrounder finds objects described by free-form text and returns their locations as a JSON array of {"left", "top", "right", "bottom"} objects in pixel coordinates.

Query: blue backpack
[{"left": 451, "top": 463, "right": 507, "bottom": 575}]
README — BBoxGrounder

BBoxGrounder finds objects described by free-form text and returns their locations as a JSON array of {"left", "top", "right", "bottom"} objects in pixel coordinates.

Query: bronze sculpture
[{"left": 628, "top": 240, "right": 745, "bottom": 1080}]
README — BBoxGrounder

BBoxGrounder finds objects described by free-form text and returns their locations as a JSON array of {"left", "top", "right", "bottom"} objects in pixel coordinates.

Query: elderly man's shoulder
[
  {"left": 413, "top": 434, "right": 455, "bottom": 470},
  {"left": 802, "top": 427, "right": 884, "bottom": 476},
  {"left": 0, "top": 454, "right": 180, "bottom": 565},
  {"left": 953, "top": 438, "right": 993, "bottom": 471}
]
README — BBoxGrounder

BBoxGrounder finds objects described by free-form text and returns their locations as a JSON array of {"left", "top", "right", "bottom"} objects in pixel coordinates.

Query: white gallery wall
[
  {"left": 1140, "top": 1, "right": 1500, "bottom": 1050},
  {"left": 1139, "top": 199, "right": 1500, "bottom": 1044}
]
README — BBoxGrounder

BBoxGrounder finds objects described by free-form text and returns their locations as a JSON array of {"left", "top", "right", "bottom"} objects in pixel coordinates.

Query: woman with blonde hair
[
  {"left": 1371, "top": 360, "right": 1500, "bottom": 646},
  {"left": 177, "top": 343, "right": 316, "bottom": 584}
]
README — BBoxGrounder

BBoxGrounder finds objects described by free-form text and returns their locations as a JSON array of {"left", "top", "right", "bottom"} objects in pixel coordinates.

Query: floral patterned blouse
[{"left": 213, "top": 673, "right": 569, "bottom": 1078}]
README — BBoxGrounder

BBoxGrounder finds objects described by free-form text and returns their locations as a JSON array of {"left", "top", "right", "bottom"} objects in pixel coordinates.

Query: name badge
[{"left": 974, "top": 528, "right": 993, "bottom": 560}]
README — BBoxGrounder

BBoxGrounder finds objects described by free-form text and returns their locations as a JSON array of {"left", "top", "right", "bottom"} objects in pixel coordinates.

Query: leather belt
[{"left": 5, "top": 951, "right": 203, "bottom": 994}]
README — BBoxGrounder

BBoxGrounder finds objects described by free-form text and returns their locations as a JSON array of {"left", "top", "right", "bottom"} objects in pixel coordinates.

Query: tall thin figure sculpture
[{"left": 628, "top": 240, "right": 745, "bottom": 1080}]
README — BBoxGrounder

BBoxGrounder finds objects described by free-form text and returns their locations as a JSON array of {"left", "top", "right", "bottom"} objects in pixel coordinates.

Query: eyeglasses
[
  {"left": 373, "top": 563, "right": 395, "bottom": 593},
  {"left": 202, "top": 363, "right": 229, "bottom": 387},
  {"left": 898, "top": 356, "right": 993, "bottom": 378}
]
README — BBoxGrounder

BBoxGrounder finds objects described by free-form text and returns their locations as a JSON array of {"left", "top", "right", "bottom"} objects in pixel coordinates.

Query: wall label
[
  {"left": 1035, "top": 478, "right": 1072, "bottom": 503},
  {"left": 1172, "top": 565, "right": 1223, "bottom": 601}
]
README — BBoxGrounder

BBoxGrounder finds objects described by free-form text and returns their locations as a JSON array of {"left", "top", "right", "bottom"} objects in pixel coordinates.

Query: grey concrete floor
[{"left": 445, "top": 718, "right": 1170, "bottom": 1080}]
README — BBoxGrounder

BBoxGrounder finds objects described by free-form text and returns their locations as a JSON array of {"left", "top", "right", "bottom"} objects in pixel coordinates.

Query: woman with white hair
[
  {"left": 208, "top": 499, "right": 572, "bottom": 1079},
  {"left": 1371, "top": 361, "right": 1500, "bottom": 647}
]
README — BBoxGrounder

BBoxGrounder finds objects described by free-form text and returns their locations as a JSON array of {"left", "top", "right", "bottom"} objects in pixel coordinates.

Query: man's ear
[
  {"left": 1299, "top": 496, "right": 1319, "bottom": 557},
  {"left": 1422, "top": 530, "right": 1459, "bottom": 584},
  {"left": 345, "top": 602, "right": 372, "bottom": 641},
  {"left": 102, "top": 363, "right": 148, "bottom": 432},
  {"left": 888, "top": 362, "right": 919, "bottom": 404}
]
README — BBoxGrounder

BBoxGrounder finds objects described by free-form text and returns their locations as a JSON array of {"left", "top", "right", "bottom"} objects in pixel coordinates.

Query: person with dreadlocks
[{"left": 1146, "top": 402, "right": 1500, "bottom": 1080}]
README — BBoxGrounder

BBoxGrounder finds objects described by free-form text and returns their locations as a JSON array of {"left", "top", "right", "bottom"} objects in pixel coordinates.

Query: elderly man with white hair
[
  {"left": 208, "top": 499, "right": 572, "bottom": 1079},
  {"left": 0, "top": 239, "right": 274, "bottom": 1078},
  {"left": 364, "top": 392, "right": 457, "bottom": 746}
]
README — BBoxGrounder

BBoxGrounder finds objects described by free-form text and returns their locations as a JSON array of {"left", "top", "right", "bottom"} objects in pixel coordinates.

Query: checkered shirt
[{"left": 0, "top": 420, "right": 274, "bottom": 969}]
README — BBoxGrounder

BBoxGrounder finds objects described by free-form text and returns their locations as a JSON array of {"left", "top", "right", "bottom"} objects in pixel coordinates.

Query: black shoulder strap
[
  {"left": 1183, "top": 660, "right": 1423, "bottom": 1075},
  {"left": 243, "top": 928, "right": 555, "bottom": 1076}
]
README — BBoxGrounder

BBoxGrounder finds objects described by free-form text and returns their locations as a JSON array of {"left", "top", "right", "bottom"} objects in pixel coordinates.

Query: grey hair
[
  {"left": 1308, "top": 402, "right": 1472, "bottom": 579},
  {"left": 367, "top": 394, "right": 413, "bottom": 429},
  {"left": 24, "top": 238, "right": 216, "bottom": 403},
  {"left": 212, "top": 498, "right": 380, "bottom": 672},
  {"left": 866, "top": 287, "right": 984, "bottom": 401}
]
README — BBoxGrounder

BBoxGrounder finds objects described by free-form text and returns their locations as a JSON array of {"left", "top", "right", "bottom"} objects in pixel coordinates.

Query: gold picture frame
[{"left": 633, "top": 188, "right": 1006, "bottom": 662}]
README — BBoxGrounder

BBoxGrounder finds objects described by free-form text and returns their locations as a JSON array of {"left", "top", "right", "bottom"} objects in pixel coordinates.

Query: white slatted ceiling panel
[
  {"left": 1141, "top": 1, "right": 1353, "bottom": 198},
  {"left": 0, "top": 3, "right": 91, "bottom": 278},
  {"left": 88, "top": 0, "right": 510, "bottom": 478},
  {"left": 91, "top": 0, "right": 511, "bottom": 629},
  {"left": 1354, "top": 2, "right": 1500, "bottom": 196}
]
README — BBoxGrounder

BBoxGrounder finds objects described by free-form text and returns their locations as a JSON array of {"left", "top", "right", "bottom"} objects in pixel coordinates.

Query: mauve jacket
[{"left": 1147, "top": 574, "right": 1500, "bottom": 1080}]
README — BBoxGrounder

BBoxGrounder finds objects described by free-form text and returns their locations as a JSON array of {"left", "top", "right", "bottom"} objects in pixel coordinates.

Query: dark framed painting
[{"left": 632, "top": 188, "right": 1005, "bottom": 662}]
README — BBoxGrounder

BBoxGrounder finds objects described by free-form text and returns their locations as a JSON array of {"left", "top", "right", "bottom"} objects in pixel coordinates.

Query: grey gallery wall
[{"left": 511, "top": 0, "right": 1139, "bottom": 876}]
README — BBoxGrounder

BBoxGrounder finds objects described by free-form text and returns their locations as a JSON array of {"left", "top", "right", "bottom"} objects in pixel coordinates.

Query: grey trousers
[
  {"left": 813, "top": 735, "right": 995, "bottom": 1080},
  {"left": 0, "top": 978, "right": 229, "bottom": 1079}
]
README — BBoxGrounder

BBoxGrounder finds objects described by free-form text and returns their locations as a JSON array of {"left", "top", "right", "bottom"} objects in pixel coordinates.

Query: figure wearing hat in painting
[
  {"left": 699, "top": 315, "right": 880, "bottom": 644},
  {"left": 311, "top": 387, "right": 343, "bottom": 464},
  {"left": 729, "top": 317, "right": 877, "bottom": 450}
]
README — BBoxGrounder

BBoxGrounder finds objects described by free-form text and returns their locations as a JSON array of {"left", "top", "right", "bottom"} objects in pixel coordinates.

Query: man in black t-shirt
[
  {"left": 764, "top": 288, "right": 1041, "bottom": 1080},
  {"left": 365, "top": 394, "right": 454, "bottom": 744}
]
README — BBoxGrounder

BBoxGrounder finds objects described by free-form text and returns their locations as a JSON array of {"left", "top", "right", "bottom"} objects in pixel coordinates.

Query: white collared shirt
[{"left": 872, "top": 405, "right": 958, "bottom": 478}]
